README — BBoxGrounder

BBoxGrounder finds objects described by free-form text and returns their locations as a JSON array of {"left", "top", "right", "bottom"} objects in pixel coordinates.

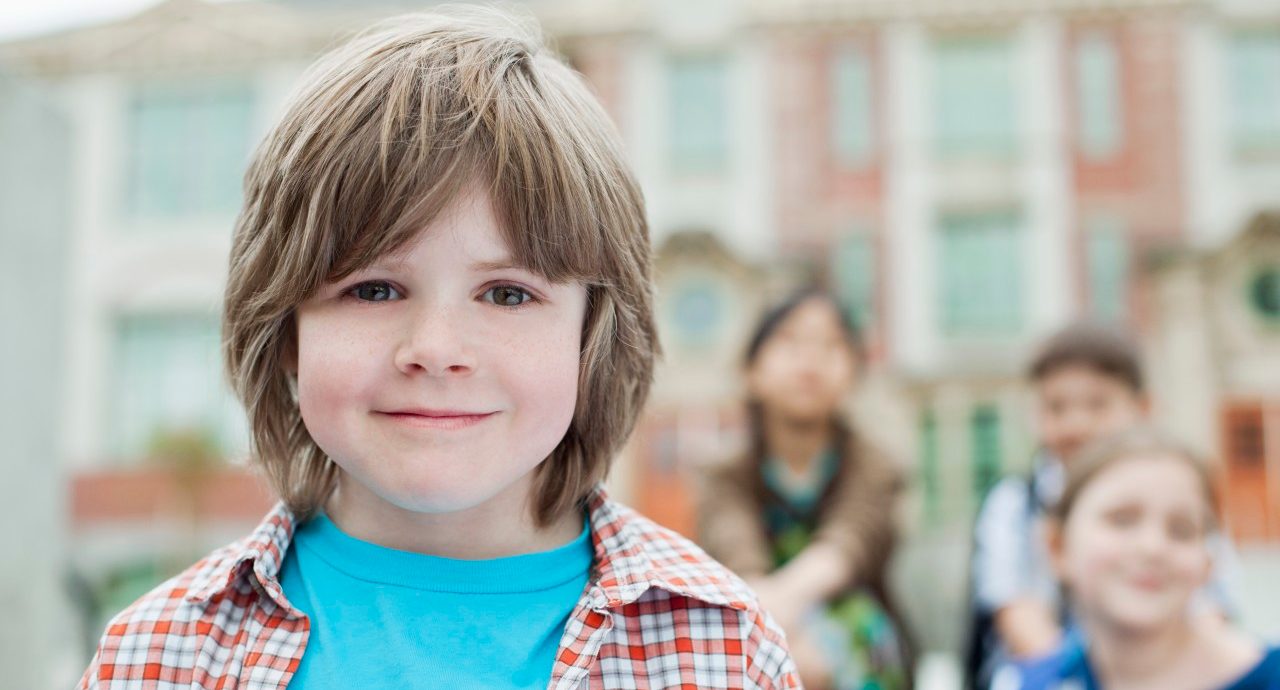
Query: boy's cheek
[{"left": 295, "top": 377, "right": 339, "bottom": 432}]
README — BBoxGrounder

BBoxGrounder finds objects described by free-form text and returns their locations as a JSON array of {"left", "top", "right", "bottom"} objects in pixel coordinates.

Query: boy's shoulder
[
  {"left": 584, "top": 488, "right": 800, "bottom": 687},
  {"left": 975, "top": 471, "right": 1042, "bottom": 529},
  {"left": 79, "top": 504, "right": 304, "bottom": 689},
  {"left": 585, "top": 487, "right": 762, "bottom": 613},
  {"left": 131, "top": 502, "right": 296, "bottom": 611}
]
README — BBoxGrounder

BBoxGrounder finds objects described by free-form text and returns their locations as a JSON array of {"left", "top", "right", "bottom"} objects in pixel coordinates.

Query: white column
[
  {"left": 622, "top": 36, "right": 668, "bottom": 248},
  {"left": 1021, "top": 18, "right": 1074, "bottom": 335},
  {"left": 1149, "top": 261, "right": 1218, "bottom": 454},
  {"left": 0, "top": 79, "right": 76, "bottom": 690},
  {"left": 1183, "top": 15, "right": 1233, "bottom": 246},
  {"left": 61, "top": 75, "right": 124, "bottom": 468},
  {"left": 728, "top": 30, "right": 774, "bottom": 261},
  {"left": 884, "top": 21, "right": 936, "bottom": 375}
]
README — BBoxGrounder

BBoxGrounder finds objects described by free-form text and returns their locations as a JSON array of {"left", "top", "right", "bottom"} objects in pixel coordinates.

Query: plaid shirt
[{"left": 79, "top": 485, "right": 800, "bottom": 689}]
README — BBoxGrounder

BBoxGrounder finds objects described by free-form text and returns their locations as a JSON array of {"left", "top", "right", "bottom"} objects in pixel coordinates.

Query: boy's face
[
  {"left": 293, "top": 184, "right": 587, "bottom": 520},
  {"left": 1050, "top": 454, "right": 1212, "bottom": 634},
  {"left": 1035, "top": 364, "right": 1146, "bottom": 463}
]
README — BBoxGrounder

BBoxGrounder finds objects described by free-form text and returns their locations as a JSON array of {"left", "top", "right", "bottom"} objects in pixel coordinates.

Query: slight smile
[{"left": 375, "top": 409, "right": 497, "bottom": 430}]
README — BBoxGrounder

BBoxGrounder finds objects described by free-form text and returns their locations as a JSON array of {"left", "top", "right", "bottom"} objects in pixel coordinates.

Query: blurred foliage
[{"left": 145, "top": 425, "right": 223, "bottom": 473}]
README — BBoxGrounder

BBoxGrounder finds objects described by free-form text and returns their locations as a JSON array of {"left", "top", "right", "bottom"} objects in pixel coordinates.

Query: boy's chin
[
  {"left": 368, "top": 475, "right": 534, "bottom": 518},
  {"left": 378, "top": 487, "right": 511, "bottom": 516}
]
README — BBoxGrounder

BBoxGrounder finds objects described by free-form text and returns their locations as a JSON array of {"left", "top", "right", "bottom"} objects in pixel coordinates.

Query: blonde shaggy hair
[
  {"left": 1051, "top": 426, "right": 1222, "bottom": 528},
  {"left": 222, "top": 6, "right": 658, "bottom": 526}
]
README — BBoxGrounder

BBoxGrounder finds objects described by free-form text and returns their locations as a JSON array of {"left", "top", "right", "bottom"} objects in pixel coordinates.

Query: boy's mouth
[{"left": 376, "top": 408, "right": 497, "bottom": 430}]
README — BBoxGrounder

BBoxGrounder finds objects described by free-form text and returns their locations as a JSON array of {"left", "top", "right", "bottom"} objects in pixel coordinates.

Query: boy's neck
[
  {"left": 322, "top": 472, "right": 584, "bottom": 560},
  {"left": 763, "top": 412, "right": 834, "bottom": 473}
]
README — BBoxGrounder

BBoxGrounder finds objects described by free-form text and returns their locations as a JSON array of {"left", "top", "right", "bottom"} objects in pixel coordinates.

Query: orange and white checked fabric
[{"left": 79, "top": 485, "right": 801, "bottom": 689}]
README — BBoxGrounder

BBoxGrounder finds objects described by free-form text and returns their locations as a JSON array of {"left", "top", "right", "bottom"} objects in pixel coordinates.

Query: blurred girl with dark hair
[{"left": 697, "top": 288, "right": 915, "bottom": 690}]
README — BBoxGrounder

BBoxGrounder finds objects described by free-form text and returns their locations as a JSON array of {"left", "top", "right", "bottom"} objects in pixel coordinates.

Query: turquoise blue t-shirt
[{"left": 278, "top": 513, "right": 593, "bottom": 689}]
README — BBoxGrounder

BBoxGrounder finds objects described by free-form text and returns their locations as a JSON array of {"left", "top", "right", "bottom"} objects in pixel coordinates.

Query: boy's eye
[
  {"left": 350, "top": 281, "right": 401, "bottom": 302},
  {"left": 485, "top": 285, "right": 533, "bottom": 307}
]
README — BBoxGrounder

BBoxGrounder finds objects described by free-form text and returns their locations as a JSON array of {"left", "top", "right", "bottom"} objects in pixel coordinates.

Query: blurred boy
[{"left": 965, "top": 322, "right": 1237, "bottom": 689}]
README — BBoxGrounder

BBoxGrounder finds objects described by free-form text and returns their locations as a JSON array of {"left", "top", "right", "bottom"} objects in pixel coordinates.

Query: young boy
[
  {"left": 965, "top": 322, "right": 1237, "bottom": 690},
  {"left": 79, "top": 8, "right": 799, "bottom": 689}
]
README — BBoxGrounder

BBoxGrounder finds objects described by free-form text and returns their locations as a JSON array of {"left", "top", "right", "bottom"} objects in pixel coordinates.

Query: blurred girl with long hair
[{"left": 698, "top": 288, "right": 915, "bottom": 690}]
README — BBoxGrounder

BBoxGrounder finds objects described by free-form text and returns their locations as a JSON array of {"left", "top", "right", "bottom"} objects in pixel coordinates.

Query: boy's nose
[{"left": 393, "top": 304, "right": 477, "bottom": 377}]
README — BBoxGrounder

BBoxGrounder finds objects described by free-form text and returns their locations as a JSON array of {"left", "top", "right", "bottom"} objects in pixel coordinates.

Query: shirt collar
[
  {"left": 584, "top": 485, "right": 753, "bottom": 612},
  {"left": 1033, "top": 449, "right": 1067, "bottom": 507},
  {"left": 184, "top": 485, "right": 753, "bottom": 614},
  {"left": 185, "top": 500, "right": 297, "bottom": 606}
]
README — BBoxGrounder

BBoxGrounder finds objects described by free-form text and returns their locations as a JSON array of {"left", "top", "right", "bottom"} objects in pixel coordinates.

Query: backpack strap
[{"left": 963, "top": 471, "right": 1038, "bottom": 690}]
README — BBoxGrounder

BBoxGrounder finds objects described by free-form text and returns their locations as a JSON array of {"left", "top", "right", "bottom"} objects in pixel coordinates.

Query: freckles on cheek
[
  {"left": 295, "top": 333, "right": 363, "bottom": 425},
  {"left": 532, "top": 331, "right": 584, "bottom": 416}
]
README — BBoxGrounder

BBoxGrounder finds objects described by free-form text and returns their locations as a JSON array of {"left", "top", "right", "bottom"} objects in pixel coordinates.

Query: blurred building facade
[
  {"left": 2, "top": 0, "right": 1279, "bottom": 683},
  {"left": 0, "top": 75, "right": 74, "bottom": 690}
]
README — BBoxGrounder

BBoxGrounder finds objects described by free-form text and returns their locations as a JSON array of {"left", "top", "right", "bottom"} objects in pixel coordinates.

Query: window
[
  {"left": 937, "top": 211, "right": 1024, "bottom": 335},
  {"left": 1250, "top": 266, "right": 1280, "bottom": 323},
  {"left": 1227, "top": 30, "right": 1280, "bottom": 151},
  {"left": 832, "top": 232, "right": 876, "bottom": 330},
  {"left": 831, "top": 44, "right": 874, "bottom": 168},
  {"left": 933, "top": 35, "right": 1017, "bottom": 157},
  {"left": 126, "top": 80, "right": 255, "bottom": 219},
  {"left": 1075, "top": 30, "right": 1124, "bottom": 159},
  {"left": 110, "top": 314, "right": 246, "bottom": 459},
  {"left": 920, "top": 410, "right": 941, "bottom": 525},
  {"left": 666, "top": 276, "right": 726, "bottom": 349},
  {"left": 1220, "top": 403, "right": 1279, "bottom": 543},
  {"left": 971, "top": 405, "right": 1002, "bottom": 502},
  {"left": 1086, "top": 215, "right": 1129, "bottom": 322},
  {"left": 1226, "top": 406, "right": 1266, "bottom": 469},
  {"left": 668, "top": 55, "right": 729, "bottom": 171}
]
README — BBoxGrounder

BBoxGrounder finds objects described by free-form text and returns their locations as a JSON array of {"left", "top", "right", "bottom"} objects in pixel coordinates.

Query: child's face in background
[
  {"left": 293, "top": 184, "right": 587, "bottom": 518},
  {"left": 747, "top": 298, "right": 858, "bottom": 425},
  {"left": 1052, "top": 454, "right": 1213, "bottom": 635},
  {"left": 1035, "top": 364, "right": 1146, "bottom": 463}
]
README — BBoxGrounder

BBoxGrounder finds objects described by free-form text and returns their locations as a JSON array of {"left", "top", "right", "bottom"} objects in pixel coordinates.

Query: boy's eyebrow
[
  {"left": 470, "top": 258, "right": 533, "bottom": 272},
  {"left": 361, "top": 257, "right": 530, "bottom": 273},
  {"left": 351, "top": 256, "right": 412, "bottom": 277}
]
